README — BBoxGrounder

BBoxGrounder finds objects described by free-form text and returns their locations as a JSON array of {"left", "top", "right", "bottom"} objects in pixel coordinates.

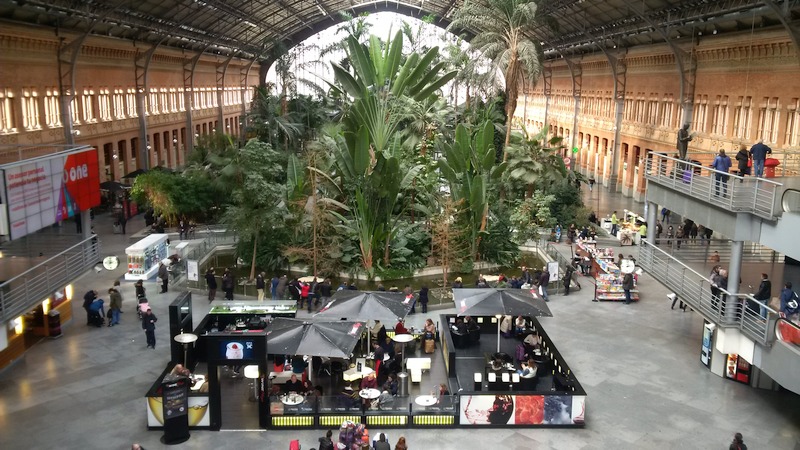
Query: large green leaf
[
  {"left": 412, "top": 70, "right": 458, "bottom": 102},
  {"left": 391, "top": 53, "right": 419, "bottom": 97},
  {"left": 353, "top": 126, "right": 371, "bottom": 176},
  {"left": 331, "top": 63, "right": 363, "bottom": 99}
]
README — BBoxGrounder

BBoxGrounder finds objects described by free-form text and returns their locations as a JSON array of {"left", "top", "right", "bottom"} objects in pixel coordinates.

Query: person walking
[
  {"left": 710, "top": 265, "right": 722, "bottom": 311},
  {"left": 142, "top": 308, "right": 158, "bottom": 349},
  {"left": 622, "top": 271, "right": 634, "bottom": 305},
  {"left": 256, "top": 272, "right": 266, "bottom": 301},
  {"left": 749, "top": 139, "right": 772, "bottom": 177},
  {"left": 299, "top": 281, "right": 311, "bottom": 311},
  {"left": 108, "top": 287, "right": 122, "bottom": 326},
  {"left": 538, "top": 266, "right": 550, "bottom": 301},
  {"left": 319, "top": 278, "right": 332, "bottom": 308},
  {"left": 711, "top": 149, "right": 732, "bottom": 197},
  {"left": 730, "top": 432, "right": 748, "bottom": 450},
  {"left": 158, "top": 262, "right": 169, "bottom": 293},
  {"left": 780, "top": 282, "right": 799, "bottom": 321},
  {"left": 735, "top": 145, "right": 750, "bottom": 181},
  {"left": 205, "top": 267, "right": 217, "bottom": 301}
]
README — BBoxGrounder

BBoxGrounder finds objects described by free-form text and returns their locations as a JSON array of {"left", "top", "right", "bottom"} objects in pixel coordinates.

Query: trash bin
[
  {"left": 397, "top": 371, "right": 409, "bottom": 397},
  {"left": 48, "top": 310, "right": 62, "bottom": 338},
  {"left": 764, "top": 158, "right": 780, "bottom": 178}
]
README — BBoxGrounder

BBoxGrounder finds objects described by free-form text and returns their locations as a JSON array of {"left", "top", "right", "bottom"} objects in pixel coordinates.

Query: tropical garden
[{"left": 131, "top": 1, "right": 591, "bottom": 285}]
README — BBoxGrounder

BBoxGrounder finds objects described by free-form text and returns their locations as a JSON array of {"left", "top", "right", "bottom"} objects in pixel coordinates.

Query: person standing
[
  {"left": 711, "top": 149, "right": 732, "bottom": 197},
  {"left": 752, "top": 273, "right": 772, "bottom": 318},
  {"left": 83, "top": 290, "right": 98, "bottom": 325},
  {"left": 731, "top": 432, "right": 748, "bottom": 450},
  {"left": 418, "top": 285, "right": 429, "bottom": 313},
  {"left": 142, "top": 308, "right": 158, "bottom": 349},
  {"left": 178, "top": 219, "right": 187, "bottom": 240},
  {"left": 319, "top": 278, "right": 332, "bottom": 308},
  {"left": 622, "top": 271, "right": 634, "bottom": 305},
  {"left": 610, "top": 211, "right": 619, "bottom": 236},
  {"left": 538, "top": 266, "right": 550, "bottom": 301},
  {"left": 374, "top": 433, "right": 391, "bottom": 450},
  {"left": 256, "top": 272, "right": 266, "bottom": 301},
  {"left": 317, "top": 430, "right": 335, "bottom": 450},
  {"left": 735, "top": 145, "right": 750, "bottom": 180},
  {"left": 661, "top": 207, "right": 670, "bottom": 224},
  {"left": 158, "top": 262, "right": 169, "bottom": 293},
  {"left": 276, "top": 274, "right": 288, "bottom": 299},
  {"left": 270, "top": 275, "right": 279, "bottom": 299},
  {"left": 676, "top": 123, "right": 693, "bottom": 160},
  {"left": 205, "top": 268, "right": 217, "bottom": 301},
  {"left": 222, "top": 269, "right": 234, "bottom": 300},
  {"left": 108, "top": 287, "right": 122, "bottom": 326},
  {"left": 749, "top": 139, "right": 772, "bottom": 177},
  {"left": 710, "top": 265, "right": 722, "bottom": 311},
  {"left": 563, "top": 264, "right": 575, "bottom": 296},
  {"left": 638, "top": 222, "right": 648, "bottom": 244},
  {"left": 299, "top": 281, "right": 311, "bottom": 311},
  {"left": 780, "top": 282, "right": 798, "bottom": 320},
  {"left": 118, "top": 212, "right": 127, "bottom": 235}
]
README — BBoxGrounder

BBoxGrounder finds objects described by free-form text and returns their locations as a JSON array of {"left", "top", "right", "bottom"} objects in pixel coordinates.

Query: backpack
[{"left": 786, "top": 292, "right": 799, "bottom": 314}]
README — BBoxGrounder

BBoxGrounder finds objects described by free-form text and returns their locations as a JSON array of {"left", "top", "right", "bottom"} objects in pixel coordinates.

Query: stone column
[{"left": 725, "top": 240, "right": 744, "bottom": 322}]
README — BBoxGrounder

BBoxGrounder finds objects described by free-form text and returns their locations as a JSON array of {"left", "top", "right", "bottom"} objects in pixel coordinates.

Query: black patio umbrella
[
  {"left": 453, "top": 288, "right": 553, "bottom": 353},
  {"left": 314, "top": 290, "right": 414, "bottom": 322},
  {"left": 265, "top": 318, "right": 366, "bottom": 359},
  {"left": 121, "top": 168, "right": 147, "bottom": 179},
  {"left": 99, "top": 181, "right": 128, "bottom": 192},
  {"left": 453, "top": 288, "right": 553, "bottom": 318}
]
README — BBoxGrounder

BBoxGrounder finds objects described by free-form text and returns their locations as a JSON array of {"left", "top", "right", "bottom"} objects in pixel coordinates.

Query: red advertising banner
[{"left": 1, "top": 147, "right": 100, "bottom": 240}]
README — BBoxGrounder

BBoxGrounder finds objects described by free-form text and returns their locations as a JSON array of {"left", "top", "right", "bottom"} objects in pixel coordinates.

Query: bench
[{"left": 406, "top": 357, "right": 431, "bottom": 383}]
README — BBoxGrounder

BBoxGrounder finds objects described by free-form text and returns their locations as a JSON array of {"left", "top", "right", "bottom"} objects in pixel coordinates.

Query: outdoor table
[
  {"left": 343, "top": 366, "right": 373, "bottom": 382},
  {"left": 281, "top": 393, "right": 305, "bottom": 406},
  {"left": 359, "top": 388, "right": 381, "bottom": 400}
]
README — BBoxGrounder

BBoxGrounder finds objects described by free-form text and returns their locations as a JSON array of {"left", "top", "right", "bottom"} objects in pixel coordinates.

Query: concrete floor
[{"left": 0, "top": 188, "right": 799, "bottom": 450}]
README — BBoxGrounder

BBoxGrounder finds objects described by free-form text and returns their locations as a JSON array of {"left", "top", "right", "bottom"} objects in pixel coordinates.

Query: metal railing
[
  {"left": 638, "top": 241, "right": 778, "bottom": 345},
  {"left": 679, "top": 150, "right": 800, "bottom": 178},
  {"left": 645, "top": 153, "right": 782, "bottom": 220},
  {"left": 180, "top": 228, "right": 238, "bottom": 291},
  {"left": 651, "top": 238, "right": 784, "bottom": 264},
  {"left": 0, "top": 236, "right": 101, "bottom": 322}
]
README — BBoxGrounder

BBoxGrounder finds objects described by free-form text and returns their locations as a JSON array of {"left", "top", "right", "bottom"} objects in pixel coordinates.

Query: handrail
[
  {"left": 645, "top": 153, "right": 782, "bottom": 220},
  {"left": 775, "top": 317, "right": 800, "bottom": 347},
  {"left": 0, "top": 235, "right": 100, "bottom": 322},
  {"left": 638, "top": 241, "right": 777, "bottom": 345}
]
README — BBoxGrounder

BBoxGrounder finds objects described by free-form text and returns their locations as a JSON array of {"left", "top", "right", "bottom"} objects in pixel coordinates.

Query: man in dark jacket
[
  {"left": 749, "top": 139, "right": 772, "bottom": 177},
  {"left": 538, "top": 267, "right": 550, "bottom": 301},
  {"left": 563, "top": 265, "right": 575, "bottom": 296},
  {"left": 752, "top": 273, "right": 772, "bottom": 318},
  {"left": 319, "top": 278, "right": 332, "bottom": 307},
  {"left": 222, "top": 270, "right": 234, "bottom": 300},
  {"left": 622, "top": 272, "right": 635, "bottom": 305},
  {"left": 256, "top": 272, "right": 266, "bottom": 301},
  {"left": 158, "top": 262, "right": 169, "bottom": 293},
  {"left": 142, "top": 308, "right": 158, "bottom": 349},
  {"left": 317, "top": 430, "right": 335, "bottom": 450},
  {"left": 205, "top": 268, "right": 217, "bottom": 301},
  {"left": 735, "top": 145, "right": 750, "bottom": 180}
]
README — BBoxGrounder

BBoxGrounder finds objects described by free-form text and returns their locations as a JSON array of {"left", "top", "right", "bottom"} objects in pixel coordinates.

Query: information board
[{"left": 0, "top": 147, "right": 100, "bottom": 239}]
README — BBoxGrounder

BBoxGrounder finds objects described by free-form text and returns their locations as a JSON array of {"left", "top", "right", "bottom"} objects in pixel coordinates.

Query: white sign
[
  {"left": 548, "top": 261, "right": 559, "bottom": 283},
  {"left": 187, "top": 260, "right": 199, "bottom": 282}
]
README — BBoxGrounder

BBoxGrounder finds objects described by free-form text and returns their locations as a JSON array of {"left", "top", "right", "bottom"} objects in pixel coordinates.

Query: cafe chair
[{"left": 317, "top": 357, "right": 332, "bottom": 377}]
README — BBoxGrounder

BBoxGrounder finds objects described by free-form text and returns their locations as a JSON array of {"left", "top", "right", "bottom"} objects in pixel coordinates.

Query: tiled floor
[{"left": 0, "top": 190, "right": 799, "bottom": 450}]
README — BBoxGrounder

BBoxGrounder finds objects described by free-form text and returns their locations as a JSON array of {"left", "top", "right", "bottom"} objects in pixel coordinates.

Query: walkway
[{"left": 0, "top": 190, "right": 798, "bottom": 449}]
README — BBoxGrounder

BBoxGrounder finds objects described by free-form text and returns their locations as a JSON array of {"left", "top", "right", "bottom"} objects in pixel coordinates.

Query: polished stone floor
[{"left": 0, "top": 189, "right": 799, "bottom": 450}]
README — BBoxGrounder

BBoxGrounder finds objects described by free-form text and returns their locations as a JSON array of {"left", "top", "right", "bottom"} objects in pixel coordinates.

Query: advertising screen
[
  {"left": 1, "top": 147, "right": 100, "bottom": 240},
  {"left": 459, "top": 394, "right": 585, "bottom": 426},
  {"left": 219, "top": 339, "right": 257, "bottom": 360}
]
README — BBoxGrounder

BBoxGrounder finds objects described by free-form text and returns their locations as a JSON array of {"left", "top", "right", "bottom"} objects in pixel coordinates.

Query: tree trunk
[
  {"left": 526, "top": 183, "right": 534, "bottom": 199},
  {"left": 250, "top": 232, "right": 258, "bottom": 281},
  {"left": 474, "top": 203, "right": 489, "bottom": 260}
]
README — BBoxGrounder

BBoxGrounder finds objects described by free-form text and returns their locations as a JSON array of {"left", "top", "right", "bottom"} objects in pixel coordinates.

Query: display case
[
  {"left": 595, "top": 273, "right": 639, "bottom": 302},
  {"left": 125, "top": 233, "right": 170, "bottom": 280}
]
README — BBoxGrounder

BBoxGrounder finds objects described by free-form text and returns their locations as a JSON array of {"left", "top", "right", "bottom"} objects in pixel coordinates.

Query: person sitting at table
[
  {"left": 360, "top": 371, "right": 378, "bottom": 390},
  {"left": 454, "top": 318, "right": 467, "bottom": 334},
  {"left": 394, "top": 318, "right": 408, "bottom": 335},
  {"left": 376, "top": 389, "right": 394, "bottom": 410},
  {"left": 514, "top": 316, "right": 526, "bottom": 335},
  {"left": 500, "top": 315, "right": 513, "bottom": 338},
  {"left": 523, "top": 333, "right": 540, "bottom": 348},
  {"left": 291, "top": 355, "right": 307, "bottom": 382},
  {"left": 424, "top": 318, "right": 436, "bottom": 337},
  {"left": 339, "top": 384, "right": 359, "bottom": 408},
  {"left": 465, "top": 316, "right": 479, "bottom": 332},
  {"left": 517, "top": 359, "right": 538, "bottom": 378},
  {"left": 383, "top": 374, "right": 398, "bottom": 396},
  {"left": 170, "top": 363, "right": 191, "bottom": 377},
  {"left": 381, "top": 336, "right": 395, "bottom": 359},
  {"left": 285, "top": 373, "right": 304, "bottom": 393},
  {"left": 438, "top": 383, "right": 450, "bottom": 396}
]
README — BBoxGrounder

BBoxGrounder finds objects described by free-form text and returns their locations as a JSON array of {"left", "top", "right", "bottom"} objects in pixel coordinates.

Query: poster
[
  {"left": 1, "top": 147, "right": 100, "bottom": 239},
  {"left": 701, "top": 322, "right": 713, "bottom": 367},
  {"left": 459, "top": 394, "right": 585, "bottom": 426},
  {"left": 162, "top": 378, "right": 188, "bottom": 419},
  {"left": 547, "top": 261, "right": 559, "bottom": 283},
  {"left": 187, "top": 259, "right": 199, "bottom": 281},
  {"left": 147, "top": 396, "right": 209, "bottom": 426}
]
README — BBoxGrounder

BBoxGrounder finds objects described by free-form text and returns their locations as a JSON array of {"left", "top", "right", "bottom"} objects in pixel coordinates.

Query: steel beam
[
  {"left": 217, "top": 55, "right": 234, "bottom": 135},
  {"left": 606, "top": 51, "right": 627, "bottom": 192},
  {"left": 763, "top": 0, "right": 800, "bottom": 66},
  {"left": 240, "top": 59, "right": 258, "bottom": 145},
  {"left": 134, "top": 46, "right": 158, "bottom": 170},
  {"left": 183, "top": 53, "right": 203, "bottom": 154},
  {"left": 57, "top": 37, "right": 87, "bottom": 146},
  {"left": 565, "top": 59, "right": 582, "bottom": 171},
  {"left": 541, "top": 66, "right": 552, "bottom": 133}
]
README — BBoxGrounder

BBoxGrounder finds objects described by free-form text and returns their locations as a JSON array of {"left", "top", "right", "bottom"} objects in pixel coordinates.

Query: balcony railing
[
  {"left": 0, "top": 236, "right": 101, "bottom": 322},
  {"left": 638, "top": 241, "right": 778, "bottom": 345},
  {"left": 644, "top": 153, "right": 782, "bottom": 220}
]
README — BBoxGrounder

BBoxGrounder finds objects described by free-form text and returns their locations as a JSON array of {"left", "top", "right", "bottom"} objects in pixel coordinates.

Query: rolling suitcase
[{"left": 424, "top": 338, "right": 435, "bottom": 354}]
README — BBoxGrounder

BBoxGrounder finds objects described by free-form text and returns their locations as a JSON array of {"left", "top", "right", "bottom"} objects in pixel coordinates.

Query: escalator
[{"left": 753, "top": 318, "right": 800, "bottom": 395}]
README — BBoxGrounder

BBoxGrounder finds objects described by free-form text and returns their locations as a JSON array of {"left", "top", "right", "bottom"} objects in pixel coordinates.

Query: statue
[{"left": 676, "top": 123, "right": 693, "bottom": 160}]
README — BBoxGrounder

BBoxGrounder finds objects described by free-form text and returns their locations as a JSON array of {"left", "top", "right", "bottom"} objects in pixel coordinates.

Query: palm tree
[
  {"left": 505, "top": 126, "right": 568, "bottom": 198},
  {"left": 448, "top": 0, "right": 556, "bottom": 159}
]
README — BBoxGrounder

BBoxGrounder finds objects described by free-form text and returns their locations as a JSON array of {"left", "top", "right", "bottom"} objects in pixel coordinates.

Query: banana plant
[{"left": 437, "top": 120, "right": 507, "bottom": 259}]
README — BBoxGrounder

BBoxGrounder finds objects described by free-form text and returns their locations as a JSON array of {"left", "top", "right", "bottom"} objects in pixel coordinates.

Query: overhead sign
[{"left": 0, "top": 147, "right": 100, "bottom": 240}]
